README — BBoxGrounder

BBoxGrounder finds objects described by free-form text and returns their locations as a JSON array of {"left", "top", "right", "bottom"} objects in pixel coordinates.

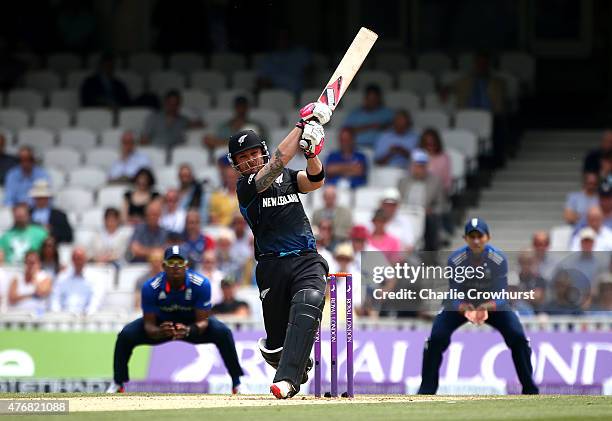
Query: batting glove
[
  {"left": 298, "top": 102, "right": 332, "bottom": 125},
  {"left": 299, "top": 121, "right": 325, "bottom": 158}
]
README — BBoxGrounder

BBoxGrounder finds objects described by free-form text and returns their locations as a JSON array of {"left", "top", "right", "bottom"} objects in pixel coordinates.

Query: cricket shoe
[
  {"left": 106, "top": 382, "right": 125, "bottom": 393},
  {"left": 301, "top": 357, "right": 313, "bottom": 384},
  {"left": 270, "top": 381, "right": 296, "bottom": 399}
]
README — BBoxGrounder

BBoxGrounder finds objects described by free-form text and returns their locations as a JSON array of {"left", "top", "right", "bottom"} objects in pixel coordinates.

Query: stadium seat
[
  {"left": 0, "top": 129, "right": 13, "bottom": 147},
  {"left": 56, "top": 188, "right": 94, "bottom": 211},
  {"left": 47, "top": 53, "right": 81, "bottom": 75},
  {"left": 416, "top": 52, "right": 453, "bottom": 77},
  {"left": 413, "top": 110, "right": 450, "bottom": 131},
  {"left": 269, "top": 128, "right": 289, "bottom": 147},
  {"left": 181, "top": 90, "right": 212, "bottom": 111},
  {"left": 6, "top": 89, "right": 44, "bottom": 113},
  {"left": 196, "top": 167, "right": 221, "bottom": 189},
  {"left": 168, "top": 52, "right": 205, "bottom": 74},
  {"left": 0, "top": 108, "right": 30, "bottom": 132},
  {"left": 149, "top": 71, "right": 186, "bottom": 97},
  {"left": 550, "top": 225, "right": 572, "bottom": 251},
  {"left": 190, "top": 71, "right": 228, "bottom": 95},
  {"left": 249, "top": 108, "right": 282, "bottom": 133},
  {"left": 499, "top": 51, "right": 535, "bottom": 90},
  {"left": 210, "top": 52, "right": 247, "bottom": 73},
  {"left": 355, "top": 187, "right": 390, "bottom": 210},
  {"left": 258, "top": 89, "right": 295, "bottom": 113},
  {"left": 185, "top": 128, "right": 207, "bottom": 147},
  {"left": 386, "top": 91, "right": 421, "bottom": 112},
  {"left": 232, "top": 70, "right": 257, "bottom": 91},
  {"left": 439, "top": 70, "right": 465, "bottom": 88},
  {"left": 156, "top": 166, "right": 179, "bottom": 190},
  {"left": 441, "top": 129, "right": 478, "bottom": 169},
  {"left": 24, "top": 71, "right": 61, "bottom": 94},
  {"left": 115, "top": 71, "right": 145, "bottom": 98},
  {"left": 58, "top": 128, "right": 97, "bottom": 152},
  {"left": 117, "top": 263, "right": 149, "bottom": 291},
  {"left": 97, "top": 185, "right": 128, "bottom": 208},
  {"left": 75, "top": 108, "right": 114, "bottom": 132},
  {"left": 74, "top": 229, "right": 97, "bottom": 248},
  {"left": 66, "top": 70, "right": 90, "bottom": 90},
  {"left": 375, "top": 52, "right": 411, "bottom": 73},
  {"left": 44, "top": 148, "right": 81, "bottom": 171},
  {"left": 204, "top": 109, "right": 234, "bottom": 131},
  {"left": 446, "top": 147, "right": 466, "bottom": 193},
  {"left": 17, "top": 128, "right": 55, "bottom": 150},
  {"left": 454, "top": 109, "right": 492, "bottom": 142},
  {"left": 103, "top": 291, "right": 134, "bottom": 311},
  {"left": 47, "top": 168, "right": 66, "bottom": 190},
  {"left": 398, "top": 71, "right": 436, "bottom": 96},
  {"left": 49, "top": 90, "right": 79, "bottom": 112},
  {"left": 215, "top": 89, "right": 253, "bottom": 109},
  {"left": 368, "top": 167, "right": 406, "bottom": 188},
  {"left": 118, "top": 108, "right": 152, "bottom": 133},
  {"left": 311, "top": 186, "right": 352, "bottom": 209},
  {"left": 127, "top": 52, "right": 163, "bottom": 76},
  {"left": 84, "top": 147, "right": 119, "bottom": 171},
  {"left": 139, "top": 146, "right": 166, "bottom": 167},
  {"left": 424, "top": 92, "right": 457, "bottom": 114},
  {"left": 100, "top": 128, "right": 124, "bottom": 148},
  {"left": 171, "top": 146, "right": 208, "bottom": 168},
  {"left": 356, "top": 70, "right": 394, "bottom": 90},
  {"left": 68, "top": 167, "right": 107, "bottom": 190},
  {"left": 0, "top": 207, "right": 12, "bottom": 232},
  {"left": 299, "top": 89, "right": 322, "bottom": 107},
  {"left": 80, "top": 207, "right": 105, "bottom": 230},
  {"left": 33, "top": 109, "right": 71, "bottom": 131}
]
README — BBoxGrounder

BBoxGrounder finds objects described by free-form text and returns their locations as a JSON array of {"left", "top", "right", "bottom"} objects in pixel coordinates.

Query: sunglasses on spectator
[{"left": 164, "top": 259, "right": 188, "bottom": 268}]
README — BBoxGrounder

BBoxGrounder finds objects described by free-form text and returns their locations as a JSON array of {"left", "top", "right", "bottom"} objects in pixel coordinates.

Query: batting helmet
[{"left": 227, "top": 130, "right": 270, "bottom": 174}]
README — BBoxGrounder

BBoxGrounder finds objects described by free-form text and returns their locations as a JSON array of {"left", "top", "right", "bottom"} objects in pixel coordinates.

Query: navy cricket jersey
[
  {"left": 237, "top": 167, "right": 316, "bottom": 260},
  {"left": 445, "top": 244, "right": 509, "bottom": 310},
  {"left": 141, "top": 269, "right": 211, "bottom": 324}
]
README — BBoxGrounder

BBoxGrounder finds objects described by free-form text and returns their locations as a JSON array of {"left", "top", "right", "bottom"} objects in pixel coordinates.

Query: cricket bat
[{"left": 317, "top": 27, "right": 378, "bottom": 110}]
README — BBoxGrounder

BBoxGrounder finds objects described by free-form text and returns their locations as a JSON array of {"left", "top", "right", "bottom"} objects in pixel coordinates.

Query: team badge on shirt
[{"left": 275, "top": 173, "right": 283, "bottom": 185}]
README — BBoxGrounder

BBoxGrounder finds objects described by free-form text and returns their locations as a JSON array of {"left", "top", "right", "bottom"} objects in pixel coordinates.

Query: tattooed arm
[{"left": 254, "top": 127, "right": 302, "bottom": 193}]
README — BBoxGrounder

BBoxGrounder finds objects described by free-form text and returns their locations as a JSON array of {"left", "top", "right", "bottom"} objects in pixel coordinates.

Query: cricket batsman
[
  {"left": 418, "top": 218, "right": 539, "bottom": 395},
  {"left": 227, "top": 102, "right": 332, "bottom": 399},
  {"left": 107, "top": 245, "right": 244, "bottom": 393}
]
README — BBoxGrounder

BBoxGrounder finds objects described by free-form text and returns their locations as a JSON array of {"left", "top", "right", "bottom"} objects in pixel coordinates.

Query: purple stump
[
  {"left": 330, "top": 274, "right": 338, "bottom": 397},
  {"left": 314, "top": 324, "right": 321, "bottom": 397},
  {"left": 346, "top": 274, "right": 354, "bottom": 398}
]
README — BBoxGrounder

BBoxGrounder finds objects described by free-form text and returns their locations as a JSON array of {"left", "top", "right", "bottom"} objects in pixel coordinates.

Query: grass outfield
[{"left": 0, "top": 395, "right": 610, "bottom": 421}]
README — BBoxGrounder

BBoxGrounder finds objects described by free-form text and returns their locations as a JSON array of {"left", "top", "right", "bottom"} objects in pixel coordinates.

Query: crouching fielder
[
  {"left": 227, "top": 102, "right": 332, "bottom": 399},
  {"left": 418, "top": 218, "right": 539, "bottom": 395}
]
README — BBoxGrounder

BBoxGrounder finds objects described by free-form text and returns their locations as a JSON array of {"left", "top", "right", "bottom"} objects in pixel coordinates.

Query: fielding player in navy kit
[
  {"left": 418, "top": 218, "right": 539, "bottom": 395},
  {"left": 106, "top": 245, "right": 244, "bottom": 393},
  {"left": 227, "top": 102, "right": 332, "bottom": 399}
]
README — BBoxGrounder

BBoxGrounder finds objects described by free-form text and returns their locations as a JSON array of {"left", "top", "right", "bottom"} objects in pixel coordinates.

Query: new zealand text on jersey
[{"left": 262, "top": 194, "right": 299, "bottom": 208}]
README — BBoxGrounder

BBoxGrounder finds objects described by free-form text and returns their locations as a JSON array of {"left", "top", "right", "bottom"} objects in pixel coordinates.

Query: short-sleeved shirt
[
  {"left": 325, "top": 151, "right": 368, "bottom": 188},
  {"left": 237, "top": 168, "right": 316, "bottom": 260},
  {"left": 129, "top": 223, "right": 168, "bottom": 262},
  {"left": 565, "top": 191, "right": 598, "bottom": 220},
  {"left": 108, "top": 152, "right": 152, "bottom": 180},
  {"left": 141, "top": 269, "right": 212, "bottom": 324},
  {"left": 3, "top": 166, "right": 50, "bottom": 206},
  {"left": 343, "top": 106, "right": 394, "bottom": 147},
  {"left": 0, "top": 224, "right": 48, "bottom": 263},
  {"left": 143, "top": 112, "right": 189, "bottom": 148},
  {"left": 374, "top": 129, "right": 419, "bottom": 167}
]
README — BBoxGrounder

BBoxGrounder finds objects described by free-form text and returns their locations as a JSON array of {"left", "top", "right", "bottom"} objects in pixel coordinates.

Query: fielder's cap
[
  {"left": 382, "top": 187, "right": 401, "bottom": 203},
  {"left": 579, "top": 227, "right": 597, "bottom": 241},
  {"left": 350, "top": 225, "right": 369, "bottom": 240},
  {"left": 464, "top": 217, "right": 490, "bottom": 236},
  {"left": 412, "top": 149, "right": 429, "bottom": 164},
  {"left": 164, "top": 245, "right": 188, "bottom": 261},
  {"left": 29, "top": 179, "right": 53, "bottom": 198}
]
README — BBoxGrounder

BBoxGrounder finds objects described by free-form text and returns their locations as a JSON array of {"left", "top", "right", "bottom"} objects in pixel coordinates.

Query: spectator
[
  {"left": 230, "top": 213, "right": 253, "bottom": 273},
  {"left": 215, "top": 228, "right": 243, "bottom": 280},
  {"left": 142, "top": 90, "right": 194, "bottom": 148},
  {"left": 177, "top": 164, "right": 208, "bottom": 223},
  {"left": 398, "top": 150, "right": 446, "bottom": 251},
  {"left": 314, "top": 219, "right": 335, "bottom": 264},
  {"left": 212, "top": 278, "right": 250, "bottom": 318},
  {"left": 50, "top": 247, "right": 102, "bottom": 314},
  {"left": 574, "top": 178, "right": 612, "bottom": 230},
  {"left": 160, "top": 188, "right": 187, "bottom": 234},
  {"left": 8, "top": 250, "right": 52, "bottom": 313},
  {"left": 593, "top": 279, "right": 612, "bottom": 313},
  {"left": 330, "top": 242, "right": 359, "bottom": 281},
  {"left": 311, "top": 185, "right": 353, "bottom": 244},
  {"left": 208, "top": 158, "right": 239, "bottom": 226},
  {"left": 128, "top": 201, "right": 169, "bottom": 263},
  {"left": 564, "top": 172, "right": 599, "bottom": 225},
  {"left": 374, "top": 110, "right": 418, "bottom": 168},
  {"left": 453, "top": 51, "right": 506, "bottom": 115},
  {"left": 509, "top": 248, "right": 546, "bottom": 312},
  {"left": 108, "top": 131, "right": 152, "bottom": 183},
  {"left": 599, "top": 150, "right": 612, "bottom": 179},
  {"left": 420, "top": 128, "right": 452, "bottom": 193},
  {"left": 201, "top": 249, "right": 224, "bottom": 305},
  {"left": 0, "top": 133, "right": 18, "bottom": 185},
  {"left": 546, "top": 269, "right": 586, "bottom": 315},
  {"left": 133, "top": 247, "right": 165, "bottom": 310},
  {"left": 80, "top": 53, "right": 130, "bottom": 108},
  {"left": 368, "top": 208, "right": 402, "bottom": 263},
  {"left": 570, "top": 206, "right": 612, "bottom": 251},
  {"left": 181, "top": 209, "right": 215, "bottom": 270},
  {"left": 343, "top": 84, "right": 394, "bottom": 148},
  {"left": 256, "top": 27, "right": 311, "bottom": 95},
  {"left": 350, "top": 225, "right": 370, "bottom": 270},
  {"left": 532, "top": 231, "right": 559, "bottom": 282},
  {"left": 563, "top": 227, "right": 607, "bottom": 291},
  {"left": 378, "top": 188, "right": 416, "bottom": 251},
  {"left": 0, "top": 203, "right": 48, "bottom": 264},
  {"left": 122, "top": 168, "right": 160, "bottom": 225},
  {"left": 325, "top": 128, "right": 368, "bottom": 189},
  {"left": 203, "top": 96, "right": 266, "bottom": 151},
  {"left": 28, "top": 180, "right": 73, "bottom": 244},
  {"left": 583, "top": 130, "right": 612, "bottom": 174},
  {"left": 39, "top": 236, "right": 64, "bottom": 278},
  {"left": 3, "top": 146, "right": 50, "bottom": 207},
  {"left": 91, "top": 207, "right": 133, "bottom": 265}
]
